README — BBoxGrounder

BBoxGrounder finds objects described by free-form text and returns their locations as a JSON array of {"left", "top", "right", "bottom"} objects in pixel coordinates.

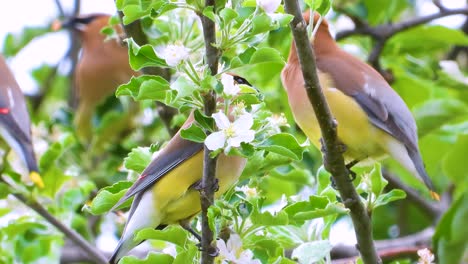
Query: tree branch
[
  {"left": 331, "top": 227, "right": 433, "bottom": 260},
  {"left": 283, "top": 1, "right": 380, "bottom": 263},
  {"left": 198, "top": 1, "right": 219, "bottom": 263},
  {"left": 116, "top": 12, "right": 178, "bottom": 136},
  {"left": 0, "top": 177, "right": 107, "bottom": 264},
  {"left": 382, "top": 171, "right": 443, "bottom": 219},
  {"left": 335, "top": 5, "right": 468, "bottom": 77}
]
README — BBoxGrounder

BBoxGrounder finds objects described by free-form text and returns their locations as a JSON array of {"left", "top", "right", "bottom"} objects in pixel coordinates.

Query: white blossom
[
  {"left": 235, "top": 185, "right": 258, "bottom": 199},
  {"left": 417, "top": 248, "right": 435, "bottom": 264},
  {"left": 161, "top": 44, "right": 190, "bottom": 66},
  {"left": 221, "top": 74, "right": 241, "bottom": 97},
  {"left": 266, "top": 113, "right": 289, "bottom": 134},
  {"left": 216, "top": 234, "right": 261, "bottom": 264},
  {"left": 256, "top": 0, "right": 281, "bottom": 14},
  {"left": 205, "top": 112, "right": 255, "bottom": 152},
  {"left": 232, "top": 102, "right": 247, "bottom": 117}
]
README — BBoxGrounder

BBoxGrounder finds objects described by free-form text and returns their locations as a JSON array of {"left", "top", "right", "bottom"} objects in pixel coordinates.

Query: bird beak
[{"left": 51, "top": 17, "right": 82, "bottom": 32}]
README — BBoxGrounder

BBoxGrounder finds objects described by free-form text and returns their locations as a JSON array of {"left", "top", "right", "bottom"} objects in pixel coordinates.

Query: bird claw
[
  {"left": 346, "top": 160, "right": 358, "bottom": 182},
  {"left": 197, "top": 244, "right": 219, "bottom": 257},
  {"left": 191, "top": 179, "right": 219, "bottom": 192}
]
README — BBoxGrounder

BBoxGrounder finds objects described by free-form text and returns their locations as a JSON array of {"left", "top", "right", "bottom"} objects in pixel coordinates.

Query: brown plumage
[
  {"left": 59, "top": 14, "right": 138, "bottom": 142},
  {"left": 282, "top": 13, "right": 436, "bottom": 196},
  {"left": 0, "top": 55, "right": 38, "bottom": 173}
]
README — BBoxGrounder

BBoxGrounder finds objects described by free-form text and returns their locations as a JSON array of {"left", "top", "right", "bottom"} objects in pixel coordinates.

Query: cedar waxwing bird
[
  {"left": 0, "top": 55, "right": 39, "bottom": 173},
  {"left": 55, "top": 14, "right": 138, "bottom": 143},
  {"left": 281, "top": 13, "right": 437, "bottom": 197},
  {"left": 108, "top": 76, "right": 251, "bottom": 264}
]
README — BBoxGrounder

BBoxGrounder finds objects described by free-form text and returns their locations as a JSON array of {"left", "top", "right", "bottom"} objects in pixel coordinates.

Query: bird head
[{"left": 52, "top": 14, "right": 112, "bottom": 40}]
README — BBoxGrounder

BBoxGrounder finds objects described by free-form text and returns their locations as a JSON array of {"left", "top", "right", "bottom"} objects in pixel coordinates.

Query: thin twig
[
  {"left": 336, "top": 8, "right": 468, "bottom": 41},
  {"left": 331, "top": 227, "right": 433, "bottom": 260},
  {"left": 0, "top": 177, "right": 107, "bottom": 264},
  {"left": 283, "top": 1, "right": 380, "bottom": 263},
  {"left": 335, "top": 5, "right": 468, "bottom": 76},
  {"left": 198, "top": 1, "right": 219, "bottom": 263},
  {"left": 116, "top": 11, "right": 178, "bottom": 136},
  {"left": 383, "top": 171, "right": 442, "bottom": 219}
]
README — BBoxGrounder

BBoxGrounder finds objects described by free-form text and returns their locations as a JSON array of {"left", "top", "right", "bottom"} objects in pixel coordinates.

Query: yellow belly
[
  {"left": 288, "top": 84, "right": 388, "bottom": 163},
  {"left": 152, "top": 152, "right": 246, "bottom": 224}
]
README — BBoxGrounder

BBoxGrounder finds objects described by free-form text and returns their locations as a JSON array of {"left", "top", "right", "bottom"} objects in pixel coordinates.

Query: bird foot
[
  {"left": 191, "top": 179, "right": 219, "bottom": 193},
  {"left": 346, "top": 160, "right": 359, "bottom": 182},
  {"left": 197, "top": 243, "right": 219, "bottom": 257}
]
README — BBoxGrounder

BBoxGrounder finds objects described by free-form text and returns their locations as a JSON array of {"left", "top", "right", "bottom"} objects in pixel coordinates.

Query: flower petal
[
  {"left": 233, "top": 113, "right": 253, "bottom": 131},
  {"left": 212, "top": 111, "right": 231, "bottom": 129},
  {"left": 228, "top": 130, "right": 255, "bottom": 147},
  {"left": 205, "top": 131, "right": 226, "bottom": 150}
]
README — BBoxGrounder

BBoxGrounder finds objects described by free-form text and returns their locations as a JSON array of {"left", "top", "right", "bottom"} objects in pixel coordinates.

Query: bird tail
[
  {"left": 406, "top": 147, "right": 439, "bottom": 200},
  {"left": 109, "top": 191, "right": 160, "bottom": 263},
  {"left": 20, "top": 142, "right": 39, "bottom": 173}
]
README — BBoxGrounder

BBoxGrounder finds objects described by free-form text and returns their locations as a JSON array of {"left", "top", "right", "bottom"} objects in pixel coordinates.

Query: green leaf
[
  {"left": 120, "top": 252, "right": 174, "bottom": 264},
  {"left": 374, "top": 189, "right": 406, "bottom": 208},
  {"left": 442, "top": 134, "right": 468, "bottom": 185},
  {"left": 251, "top": 207, "right": 289, "bottom": 226},
  {"left": 257, "top": 133, "right": 306, "bottom": 160},
  {"left": 194, "top": 109, "right": 214, "bottom": 131},
  {"left": 414, "top": 99, "right": 468, "bottom": 136},
  {"left": 88, "top": 181, "right": 133, "bottom": 214},
  {"left": 434, "top": 192, "right": 468, "bottom": 264},
  {"left": 251, "top": 14, "right": 272, "bottom": 35},
  {"left": 116, "top": 75, "right": 173, "bottom": 101},
  {"left": 180, "top": 124, "right": 206, "bottom": 143},
  {"left": 0, "top": 183, "right": 10, "bottom": 199},
  {"left": 124, "top": 147, "right": 153, "bottom": 174},
  {"left": 202, "top": 6, "right": 215, "bottom": 22},
  {"left": 369, "top": 163, "right": 386, "bottom": 196},
  {"left": 291, "top": 240, "right": 332, "bottom": 264},
  {"left": 219, "top": 7, "right": 238, "bottom": 26},
  {"left": 304, "top": 0, "right": 332, "bottom": 16},
  {"left": 387, "top": 25, "right": 468, "bottom": 54},
  {"left": 250, "top": 47, "right": 284, "bottom": 65},
  {"left": 127, "top": 39, "right": 167, "bottom": 70},
  {"left": 283, "top": 195, "right": 348, "bottom": 225},
  {"left": 135, "top": 226, "right": 189, "bottom": 247},
  {"left": 2, "top": 27, "right": 49, "bottom": 57}
]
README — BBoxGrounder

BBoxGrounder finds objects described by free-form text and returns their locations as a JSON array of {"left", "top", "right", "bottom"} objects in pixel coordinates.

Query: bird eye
[{"left": 233, "top": 76, "right": 252, "bottom": 86}]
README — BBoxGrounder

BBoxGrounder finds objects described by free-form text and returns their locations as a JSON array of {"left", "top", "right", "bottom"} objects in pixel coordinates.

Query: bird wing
[
  {"left": 112, "top": 135, "right": 204, "bottom": 210},
  {"left": 0, "top": 56, "right": 32, "bottom": 144},
  {"left": 316, "top": 52, "right": 419, "bottom": 152}
]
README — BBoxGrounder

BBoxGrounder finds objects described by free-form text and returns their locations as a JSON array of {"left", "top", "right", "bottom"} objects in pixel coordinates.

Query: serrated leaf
[
  {"left": 369, "top": 163, "right": 386, "bottom": 196},
  {"left": 127, "top": 39, "right": 167, "bottom": 70},
  {"left": 124, "top": 147, "right": 153, "bottom": 173},
  {"left": 135, "top": 226, "right": 189, "bottom": 247},
  {"left": 0, "top": 183, "right": 10, "bottom": 199},
  {"left": 251, "top": 207, "right": 289, "bottom": 226},
  {"left": 283, "top": 195, "right": 348, "bottom": 225},
  {"left": 219, "top": 7, "right": 238, "bottom": 26},
  {"left": 291, "top": 240, "right": 332, "bottom": 264},
  {"left": 257, "top": 133, "right": 305, "bottom": 160},
  {"left": 88, "top": 181, "right": 133, "bottom": 214},
  {"left": 120, "top": 252, "right": 174, "bottom": 264},
  {"left": 251, "top": 14, "right": 272, "bottom": 34},
  {"left": 433, "top": 193, "right": 468, "bottom": 264},
  {"left": 374, "top": 189, "right": 406, "bottom": 208},
  {"left": 180, "top": 124, "right": 206, "bottom": 143},
  {"left": 194, "top": 109, "right": 214, "bottom": 131},
  {"left": 117, "top": 75, "right": 172, "bottom": 101}
]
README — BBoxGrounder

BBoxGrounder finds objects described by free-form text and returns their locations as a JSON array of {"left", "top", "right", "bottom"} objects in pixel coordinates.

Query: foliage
[{"left": 0, "top": 0, "right": 467, "bottom": 263}]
